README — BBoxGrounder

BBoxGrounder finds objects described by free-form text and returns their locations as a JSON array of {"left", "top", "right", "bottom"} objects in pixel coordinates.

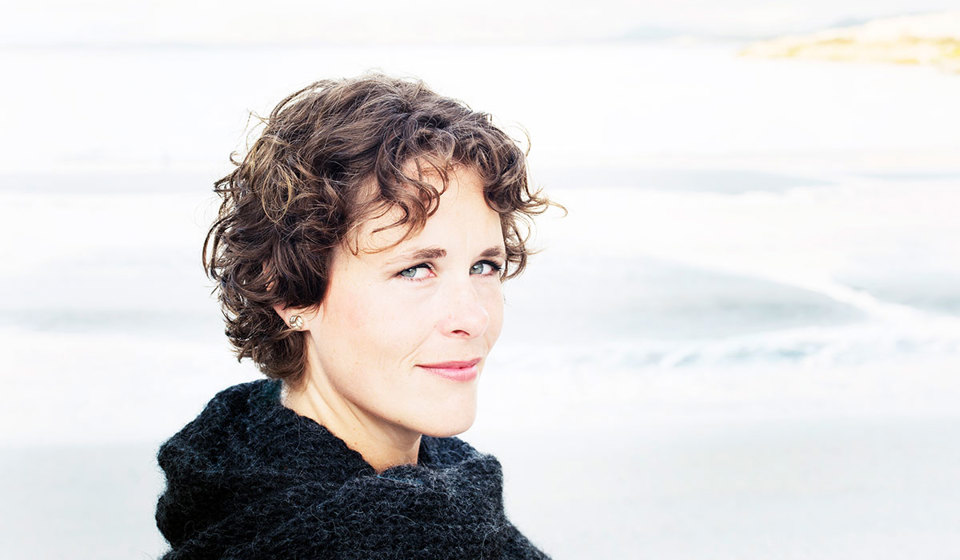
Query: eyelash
[{"left": 397, "top": 260, "right": 504, "bottom": 282}]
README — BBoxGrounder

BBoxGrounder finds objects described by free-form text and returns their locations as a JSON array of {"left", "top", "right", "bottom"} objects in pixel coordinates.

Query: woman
[{"left": 155, "top": 74, "right": 556, "bottom": 559}]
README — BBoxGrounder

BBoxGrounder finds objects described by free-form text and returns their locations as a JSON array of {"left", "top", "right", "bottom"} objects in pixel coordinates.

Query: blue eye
[
  {"left": 398, "top": 264, "right": 433, "bottom": 280},
  {"left": 470, "top": 261, "right": 503, "bottom": 276}
]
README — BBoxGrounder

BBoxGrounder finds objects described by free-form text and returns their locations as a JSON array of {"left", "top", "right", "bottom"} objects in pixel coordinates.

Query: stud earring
[{"left": 289, "top": 315, "right": 304, "bottom": 330}]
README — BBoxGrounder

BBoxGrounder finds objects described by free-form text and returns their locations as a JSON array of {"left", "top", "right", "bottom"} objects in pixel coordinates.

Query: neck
[{"left": 281, "top": 341, "right": 421, "bottom": 474}]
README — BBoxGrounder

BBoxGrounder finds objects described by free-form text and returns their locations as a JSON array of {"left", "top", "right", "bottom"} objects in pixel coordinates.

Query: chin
[
  {"left": 418, "top": 406, "right": 477, "bottom": 438},
  {"left": 407, "top": 382, "right": 479, "bottom": 437}
]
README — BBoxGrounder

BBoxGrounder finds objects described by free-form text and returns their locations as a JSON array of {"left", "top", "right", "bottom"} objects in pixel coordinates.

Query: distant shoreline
[{"left": 741, "top": 12, "right": 960, "bottom": 74}]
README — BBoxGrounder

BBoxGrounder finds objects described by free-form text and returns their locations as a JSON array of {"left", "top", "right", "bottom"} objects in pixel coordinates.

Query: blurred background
[{"left": 1, "top": 1, "right": 959, "bottom": 558}]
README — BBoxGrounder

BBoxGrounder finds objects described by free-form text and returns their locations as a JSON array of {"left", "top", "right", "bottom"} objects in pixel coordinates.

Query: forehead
[{"left": 346, "top": 167, "right": 501, "bottom": 256}]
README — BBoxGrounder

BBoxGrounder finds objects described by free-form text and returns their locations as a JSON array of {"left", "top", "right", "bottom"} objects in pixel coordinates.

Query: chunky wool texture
[{"left": 156, "top": 380, "right": 551, "bottom": 559}]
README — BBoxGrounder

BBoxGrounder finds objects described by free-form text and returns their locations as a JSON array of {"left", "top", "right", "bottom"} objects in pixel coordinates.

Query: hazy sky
[{"left": 3, "top": 0, "right": 958, "bottom": 45}]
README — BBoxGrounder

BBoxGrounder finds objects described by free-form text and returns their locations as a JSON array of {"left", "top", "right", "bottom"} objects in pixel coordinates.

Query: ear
[{"left": 273, "top": 304, "right": 321, "bottom": 331}]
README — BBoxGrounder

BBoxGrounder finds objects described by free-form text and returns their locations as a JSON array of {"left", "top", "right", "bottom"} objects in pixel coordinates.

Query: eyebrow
[
  {"left": 387, "top": 245, "right": 506, "bottom": 265},
  {"left": 479, "top": 246, "right": 507, "bottom": 259}
]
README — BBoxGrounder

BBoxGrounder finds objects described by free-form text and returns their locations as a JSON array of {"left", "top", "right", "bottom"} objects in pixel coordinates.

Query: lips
[{"left": 417, "top": 358, "right": 481, "bottom": 382}]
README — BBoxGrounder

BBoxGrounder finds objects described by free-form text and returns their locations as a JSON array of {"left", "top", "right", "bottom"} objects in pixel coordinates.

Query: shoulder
[
  {"left": 157, "top": 379, "right": 277, "bottom": 465},
  {"left": 177, "top": 379, "right": 274, "bottom": 430}
]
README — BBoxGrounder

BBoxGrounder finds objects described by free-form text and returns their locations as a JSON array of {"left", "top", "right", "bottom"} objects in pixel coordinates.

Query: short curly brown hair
[{"left": 203, "top": 73, "right": 554, "bottom": 384}]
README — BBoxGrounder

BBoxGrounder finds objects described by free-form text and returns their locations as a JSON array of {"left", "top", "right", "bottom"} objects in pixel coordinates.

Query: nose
[{"left": 437, "top": 277, "right": 490, "bottom": 339}]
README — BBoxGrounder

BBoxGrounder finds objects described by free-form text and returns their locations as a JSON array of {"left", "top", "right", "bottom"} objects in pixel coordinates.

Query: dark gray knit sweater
[{"left": 156, "top": 379, "right": 551, "bottom": 559}]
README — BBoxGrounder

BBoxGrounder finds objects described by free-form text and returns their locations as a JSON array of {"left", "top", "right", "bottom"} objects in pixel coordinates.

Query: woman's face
[{"left": 303, "top": 166, "right": 505, "bottom": 438}]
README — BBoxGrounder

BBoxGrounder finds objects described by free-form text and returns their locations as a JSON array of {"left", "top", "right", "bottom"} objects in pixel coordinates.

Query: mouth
[{"left": 416, "top": 358, "right": 482, "bottom": 382}]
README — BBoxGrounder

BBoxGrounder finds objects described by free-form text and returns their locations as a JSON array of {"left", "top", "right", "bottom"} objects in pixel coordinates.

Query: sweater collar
[
  {"left": 157, "top": 379, "right": 507, "bottom": 555},
  {"left": 247, "top": 378, "right": 466, "bottom": 475}
]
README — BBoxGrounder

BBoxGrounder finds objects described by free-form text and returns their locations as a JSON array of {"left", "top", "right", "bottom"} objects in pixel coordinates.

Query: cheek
[
  {"left": 318, "top": 280, "right": 394, "bottom": 360},
  {"left": 332, "top": 283, "right": 435, "bottom": 359},
  {"left": 324, "top": 285, "right": 371, "bottom": 334},
  {"left": 482, "top": 283, "right": 506, "bottom": 342}
]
